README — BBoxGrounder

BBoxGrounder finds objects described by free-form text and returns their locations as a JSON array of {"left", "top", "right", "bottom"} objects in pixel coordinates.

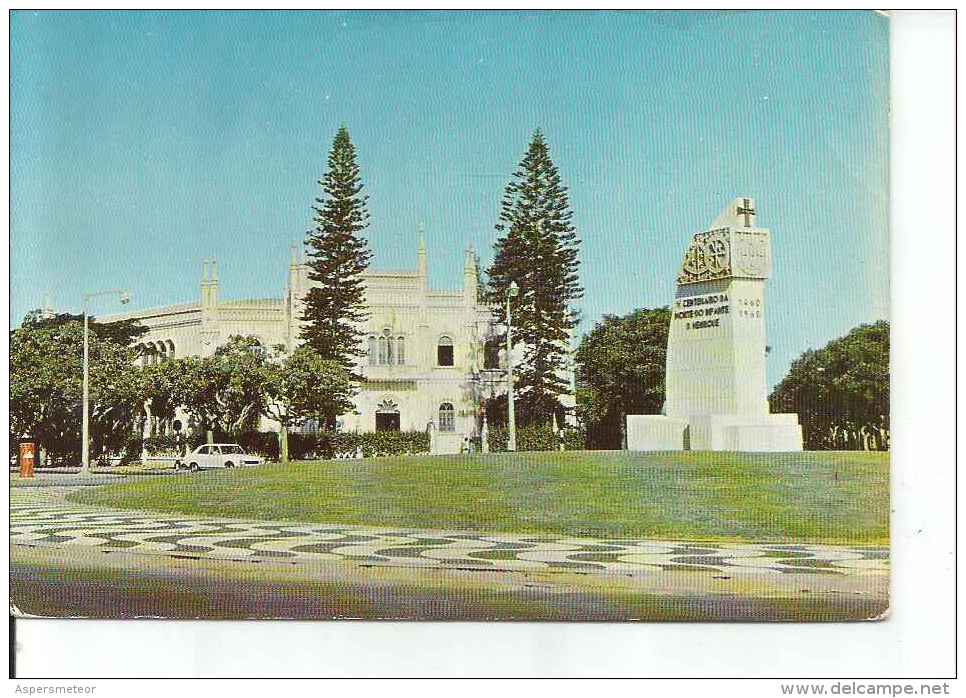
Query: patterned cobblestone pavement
[{"left": 11, "top": 487, "right": 889, "bottom": 579}]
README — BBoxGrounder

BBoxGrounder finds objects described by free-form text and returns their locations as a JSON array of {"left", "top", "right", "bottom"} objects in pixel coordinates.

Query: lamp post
[
  {"left": 81, "top": 289, "right": 131, "bottom": 475},
  {"left": 506, "top": 281, "right": 519, "bottom": 452},
  {"left": 471, "top": 370, "right": 498, "bottom": 455}
]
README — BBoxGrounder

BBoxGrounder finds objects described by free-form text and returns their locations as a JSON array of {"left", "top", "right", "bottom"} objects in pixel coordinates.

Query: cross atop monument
[{"left": 736, "top": 198, "right": 756, "bottom": 227}]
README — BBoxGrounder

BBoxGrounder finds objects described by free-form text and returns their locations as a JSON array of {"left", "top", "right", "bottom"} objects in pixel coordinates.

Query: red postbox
[{"left": 19, "top": 442, "right": 36, "bottom": 479}]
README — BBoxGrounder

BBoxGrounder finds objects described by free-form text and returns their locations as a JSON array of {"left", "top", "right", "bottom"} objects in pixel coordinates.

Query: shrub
[
  {"left": 117, "top": 434, "right": 143, "bottom": 465},
  {"left": 486, "top": 426, "right": 509, "bottom": 453},
  {"left": 315, "top": 430, "right": 430, "bottom": 459},
  {"left": 561, "top": 426, "right": 586, "bottom": 451},
  {"left": 486, "top": 424, "right": 586, "bottom": 452},
  {"left": 288, "top": 432, "right": 320, "bottom": 460},
  {"left": 143, "top": 434, "right": 180, "bottom": 456},
  {"left": 177, "top": 429, "right": 432, "bottom": 462},
  {"left": 186, "top": 429, "right": 229, "bottom": 450},
  {"left": 236, "top": 431, "right": 281, "bottom": 461}
]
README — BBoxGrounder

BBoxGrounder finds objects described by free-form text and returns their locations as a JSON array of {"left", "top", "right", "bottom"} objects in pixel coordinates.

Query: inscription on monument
[
  {"left": 673, "top": 293, "right": 731, "bottom": 331},
  {"left": 733, "top": 231, "right": 769, "bottom": 277}
]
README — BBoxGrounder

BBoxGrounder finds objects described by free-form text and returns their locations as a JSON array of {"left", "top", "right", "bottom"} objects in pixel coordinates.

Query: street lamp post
[
  {"left": 472, "top": 370, "right": 498, "bottom": 455},
  {"left": 506, "top": 281, "right": 519, "bottom": 452},
  {"left": 81, "top": 289, "right": 131, "bottom": 475}
]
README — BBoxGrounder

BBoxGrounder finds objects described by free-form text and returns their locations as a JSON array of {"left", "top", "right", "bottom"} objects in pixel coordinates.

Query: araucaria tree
[
  {"left": 486, "top": 130, "right": 582, "bottom": 425},
  {"left": 301, "top": 125, "right": 373, "bottom": 380}
]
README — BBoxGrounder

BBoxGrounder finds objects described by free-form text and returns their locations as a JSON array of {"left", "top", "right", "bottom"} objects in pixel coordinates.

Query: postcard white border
[{"left": 6, "top": 8, "right": 957, "bottom": 686}]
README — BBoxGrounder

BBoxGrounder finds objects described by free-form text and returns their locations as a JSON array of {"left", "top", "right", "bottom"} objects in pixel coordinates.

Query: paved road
[{"left": 12, "top": 486, "right": 888, "bottom": 578}]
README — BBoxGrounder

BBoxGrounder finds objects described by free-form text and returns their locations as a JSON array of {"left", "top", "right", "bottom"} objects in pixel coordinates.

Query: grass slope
[{"left": 69, "top": 450, "right": 889, "bottom": 545}]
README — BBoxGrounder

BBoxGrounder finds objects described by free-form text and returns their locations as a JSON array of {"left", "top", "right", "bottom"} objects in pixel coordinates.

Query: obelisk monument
[{"left": 626, "top": 197, "right": 803, "bottom": 452}]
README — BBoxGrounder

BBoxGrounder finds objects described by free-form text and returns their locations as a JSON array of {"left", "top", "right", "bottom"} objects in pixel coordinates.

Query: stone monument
[{"left": 626, "top": 197, "right": 803, "bottom": 452}]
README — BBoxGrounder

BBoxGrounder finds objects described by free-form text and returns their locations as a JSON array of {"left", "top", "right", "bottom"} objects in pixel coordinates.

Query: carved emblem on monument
[
  {"left": 677, "top": 229, "right": 732, "bottom": 285},
  {"left": 733, "top": 232, "right": 770, "bottom": 278}
]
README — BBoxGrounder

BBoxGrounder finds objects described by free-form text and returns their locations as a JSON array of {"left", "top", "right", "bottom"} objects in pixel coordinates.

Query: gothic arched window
[
  {"left": 368, "top": 335, "right": 377, "bottom": 365},
  {"left": 383, "top": 328, "right": 394, "bottom": 365},
  {"left": 396, "top": 336, "right": 405, "bottom": 365},
  {"left": 437, "top": 335, "right": 454, "bottom": 367},
  {"left": 438, "top": 402, "right": 455, "bottom": 432},
  {"left": 484, "top": 339, "right": 501, "bottom": 370},
  {"left": 378, "top": 336, "right": 388, "bottom": 365}
]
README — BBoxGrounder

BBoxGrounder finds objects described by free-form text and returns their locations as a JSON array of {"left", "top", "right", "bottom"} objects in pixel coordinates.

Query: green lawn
[{"left": 68, "top": 450, "right": 889, "bottom": 545}]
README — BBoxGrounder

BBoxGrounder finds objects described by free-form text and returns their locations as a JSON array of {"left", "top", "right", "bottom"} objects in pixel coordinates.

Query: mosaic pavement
[{"left": 11, "top": 487, "right": 889, "bottom": 579}]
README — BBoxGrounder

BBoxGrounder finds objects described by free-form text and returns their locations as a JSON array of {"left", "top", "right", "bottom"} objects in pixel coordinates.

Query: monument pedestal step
[
  {"left": 626, "top": 413, "right": 803, "bottom": 452},
  {"left": 430, "top": 432, "right": 467, "bottom": 455}
]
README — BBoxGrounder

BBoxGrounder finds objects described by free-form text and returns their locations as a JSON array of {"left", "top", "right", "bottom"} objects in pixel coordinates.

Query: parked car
[{"left": 182, "top": 444, "right": 263, "bottom": 471}]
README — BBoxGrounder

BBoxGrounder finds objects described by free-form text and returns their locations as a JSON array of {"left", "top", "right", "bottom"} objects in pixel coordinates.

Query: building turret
[
  {"left": 417, "top": 227, "right": 428, "bottom": 295},
  {"left": 199, "top": 259, "right": 220, "bottom": 354},
  {"left": 287, "top": 244, "right": 302, "bottom": 350},
  {"left": 200, "top": 260, "right": 210, "bottom": 309},
  {"left": 463, "top": 244, "right": 478, "bottom": 305},
  {"left": 287, "top": 244, "right": 300, "bottom": 298},
  {"left": 210, "top": 259, "right": 219, "bottom": 308}
]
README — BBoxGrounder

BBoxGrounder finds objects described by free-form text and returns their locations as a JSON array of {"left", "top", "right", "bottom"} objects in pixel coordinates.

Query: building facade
[{"left": 103, "top": 238, "right": 566, "bottom": 453}]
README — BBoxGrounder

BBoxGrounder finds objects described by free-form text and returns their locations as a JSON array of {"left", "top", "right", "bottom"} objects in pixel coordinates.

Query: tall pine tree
[
  {"left": 486, "top": 130, "right": 582, "bottom": 425},
  {"left": 300, "top": 126, "right": 373, "bottom": 378}
]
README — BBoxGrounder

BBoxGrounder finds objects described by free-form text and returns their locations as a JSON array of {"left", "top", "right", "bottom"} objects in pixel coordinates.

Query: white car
[{"left": 183, "top": 443, "right": 263, "bottom": 471}]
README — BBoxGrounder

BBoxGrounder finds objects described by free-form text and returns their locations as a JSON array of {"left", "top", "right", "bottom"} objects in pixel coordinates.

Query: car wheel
[
  {"left": 225, "top": 461, "right": 234, "bottom": 469},
  {"left": 189, "top": 462, "right": 199, "bottom": 472}
]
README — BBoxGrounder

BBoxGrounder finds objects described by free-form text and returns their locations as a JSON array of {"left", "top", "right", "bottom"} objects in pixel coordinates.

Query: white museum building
[{"left": 102, "top": 237, "right": 576, "bottom": 454}]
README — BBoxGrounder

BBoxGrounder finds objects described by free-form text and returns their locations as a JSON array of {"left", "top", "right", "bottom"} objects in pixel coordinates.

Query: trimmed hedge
[
  {"left": 147, "top": 426, "right": 581, "bottom": 461},
  {"left": 486, "top": 424, "right": 586, "bottom": 452},
  {"left": 319, "top": 430, "right": 430, "bottom": 459},
  {"left": 236, "top": 431, "right": 281, "bottom": 461},
  {"left": 227, "top": 430, "right": 431, "bottom": 461}
]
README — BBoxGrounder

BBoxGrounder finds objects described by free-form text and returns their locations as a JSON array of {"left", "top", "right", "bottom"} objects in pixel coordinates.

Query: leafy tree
[
  {"left": 769, "top": 321, "right": 890, "bottom": 450},
  {"left": 575, "top": 307, "right": 671, "bottom": 449},
  {"left": 168, "top": 335, "right": 267, "bottom": 442},
  {"left": 161, "top": 357, "right": 221, "bottom": 443},
  {"left": 485, "top": 129, "right": 582, "bottom": 425},
  {"left": 211, "top": 335, "right": 269, "bottom": 433},
  {"left": 259, "top": 346, "right": 355, "bottom": 464},
  {"left": 300, "top": 125, "right": 373, "bottom": 380},
  {"left": 20, "top": 309, "right": 147, "bottom": 347},
  {"left": 140, "top": 360, "right": 184, "bottom": 429},
  {"left": 10, "top": 321, "right": 143, "bottom": 465}
]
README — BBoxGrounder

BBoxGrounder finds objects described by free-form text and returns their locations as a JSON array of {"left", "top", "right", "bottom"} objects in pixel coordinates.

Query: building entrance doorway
[
  {"left": 375, "top": 398, "right": 401, "bottom": 432},
  {"left": 376, "top": 412, "right": 400, "bottom": 432}
]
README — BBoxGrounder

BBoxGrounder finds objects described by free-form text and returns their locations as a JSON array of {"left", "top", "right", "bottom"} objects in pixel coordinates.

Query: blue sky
[{"left": 11, "top": 10, "right": 889, "bottom": 386}]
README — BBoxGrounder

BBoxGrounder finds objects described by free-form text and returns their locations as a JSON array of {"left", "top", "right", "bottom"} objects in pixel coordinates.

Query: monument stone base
[
  {"left": 430, "top": 431, "right": 465, "bottom": 455},
  {"left": 626, "top": 414, "right": 803, "bottom": 452}
]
